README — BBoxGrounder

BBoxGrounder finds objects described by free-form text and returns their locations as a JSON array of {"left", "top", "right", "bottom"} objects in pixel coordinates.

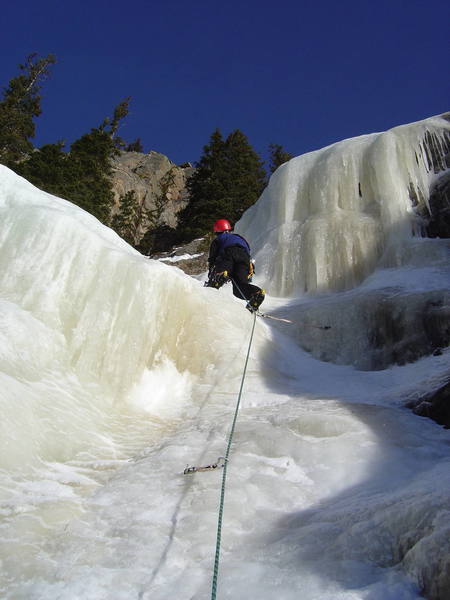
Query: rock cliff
[
  {"left": 110, "top": 150, "right": 194, "bottom": 245},
  {"left": 407, "top": 379, "right": 450, "bottom": 429}
]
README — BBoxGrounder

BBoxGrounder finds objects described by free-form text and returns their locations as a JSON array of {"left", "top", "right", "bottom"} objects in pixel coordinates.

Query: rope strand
[{"left": 211, "top": 310, "right": 257, "bottom": 600}]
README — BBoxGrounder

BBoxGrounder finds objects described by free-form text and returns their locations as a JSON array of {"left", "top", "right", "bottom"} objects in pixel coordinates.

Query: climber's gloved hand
[{"left": 204, "top": 270, "right": 229, "bottom": 289}]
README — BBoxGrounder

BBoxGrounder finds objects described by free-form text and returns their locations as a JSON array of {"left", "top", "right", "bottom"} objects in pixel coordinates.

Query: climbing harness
[
  {"left": 183, "top": 457, "right": 226, "bottom": 475},
  {"left": 248, "top": 259, "right": 255, "bottom": 280}
]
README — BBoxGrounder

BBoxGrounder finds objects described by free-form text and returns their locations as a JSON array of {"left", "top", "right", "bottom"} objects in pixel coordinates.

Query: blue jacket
[
  {"left": 215, "top": 232, "right": 250, "bottom": 255},
  {"left": 208, "top": 232, "right": 251, "bottom": 268}
]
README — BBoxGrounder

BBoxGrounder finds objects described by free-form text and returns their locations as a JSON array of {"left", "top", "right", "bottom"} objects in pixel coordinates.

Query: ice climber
[{"left": 205, "top": 218, "right": 265, "bottom": 313}]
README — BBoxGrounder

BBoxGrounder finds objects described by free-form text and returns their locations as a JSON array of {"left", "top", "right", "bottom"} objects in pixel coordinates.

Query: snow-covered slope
[{"left": 1, "top": 116, "right": 449, "bottom": 600}]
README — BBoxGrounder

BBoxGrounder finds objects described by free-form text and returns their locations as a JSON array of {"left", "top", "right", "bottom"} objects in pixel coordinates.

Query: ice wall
[
  {"left": 1, "top": 130, "right": 450, "bottom": 600},
  {"left": 238, "top": 115, "right": 450, "bottom": 296},
  {"left": 0, "top": 166, "right": 257, "bottom": 470}
]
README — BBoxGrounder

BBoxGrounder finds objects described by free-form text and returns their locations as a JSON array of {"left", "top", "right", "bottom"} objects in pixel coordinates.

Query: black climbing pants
[{"left": 214, "top": 246, "right": 261, "bottom": 301}]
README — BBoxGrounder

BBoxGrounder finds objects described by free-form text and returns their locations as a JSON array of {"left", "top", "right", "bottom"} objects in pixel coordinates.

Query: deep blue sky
[{"left": 1, "top": 0, "right": 449, "bottom": 166}]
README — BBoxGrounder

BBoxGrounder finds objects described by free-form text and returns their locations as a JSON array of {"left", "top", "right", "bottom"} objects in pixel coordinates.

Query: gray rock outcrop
[
  {"left": 406, "top": 379, "right": 450, "bottom": 429},
  {"left": 154, "top": 237, "right": 210, "bottom": 276},
  {"left": 110, "top": 150, "right": 194, "bottom": 244}
]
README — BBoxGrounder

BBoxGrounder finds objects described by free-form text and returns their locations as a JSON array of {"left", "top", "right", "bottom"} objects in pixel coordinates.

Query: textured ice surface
[
  {"left": 238, "top": 115, "right": 450, "bottom": 296},
  {"left": 1, "top": 115, "right": 450, "bottom": 600}
]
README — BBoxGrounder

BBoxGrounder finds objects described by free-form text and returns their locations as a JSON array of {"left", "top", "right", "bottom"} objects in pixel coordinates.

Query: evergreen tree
[
  {"left": 176, "top": 129, "right": 227, "bottom": 240},
  {"left": 111, "top": 190, "right": 141, "bottom": 244},
  {"left": 268, "top": 143, "right": 294, "bottom": 174},
  {"left": 177, "top": 128, "right": 266, "bottom": 241},
  {"left": 66, "top": 99, "right": 131, "bottom": 222},
  {"left": 226, "top": 129, "right": 267, "bottom": 219},
  {"left": 99, "top": 96, "right": 130, "bottom": 149},
  {"left": 15, "top": 99, "right": 131, "bottom": 224},
  {"left": 137, "top": 224, "right": 178, "bottom": 255},
  {"left": 15, "top": 141, "right": 68, "bottom": 196},
  {"left": 63, "top": 127, "right": 118, "bottom": 223},
  {"left": 0, "top": 53, "right": 55, "bottom": 166},
  {"left": 126, "top": 138, "right": 144, "bottom": 153}
]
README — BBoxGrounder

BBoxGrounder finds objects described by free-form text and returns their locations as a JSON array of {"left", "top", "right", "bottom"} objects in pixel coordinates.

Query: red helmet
[{"left": 213, "top": 219, "right": 232, "bottom": 232}]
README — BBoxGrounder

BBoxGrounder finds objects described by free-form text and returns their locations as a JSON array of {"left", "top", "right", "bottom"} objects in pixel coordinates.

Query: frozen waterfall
[
  {"left": 1, "top": 114, "right": 449, "bottom": 600},
  {"left": 237, "top": 115, "right": 450, "bottom": 370},
  {"left": 238, "top": 114, "right": 450, "bottom": 295}
]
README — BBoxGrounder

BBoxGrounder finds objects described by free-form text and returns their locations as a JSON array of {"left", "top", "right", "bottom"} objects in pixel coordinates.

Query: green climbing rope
[{"left": 211, "top": 310, "right": 257, "bottom": 600}]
